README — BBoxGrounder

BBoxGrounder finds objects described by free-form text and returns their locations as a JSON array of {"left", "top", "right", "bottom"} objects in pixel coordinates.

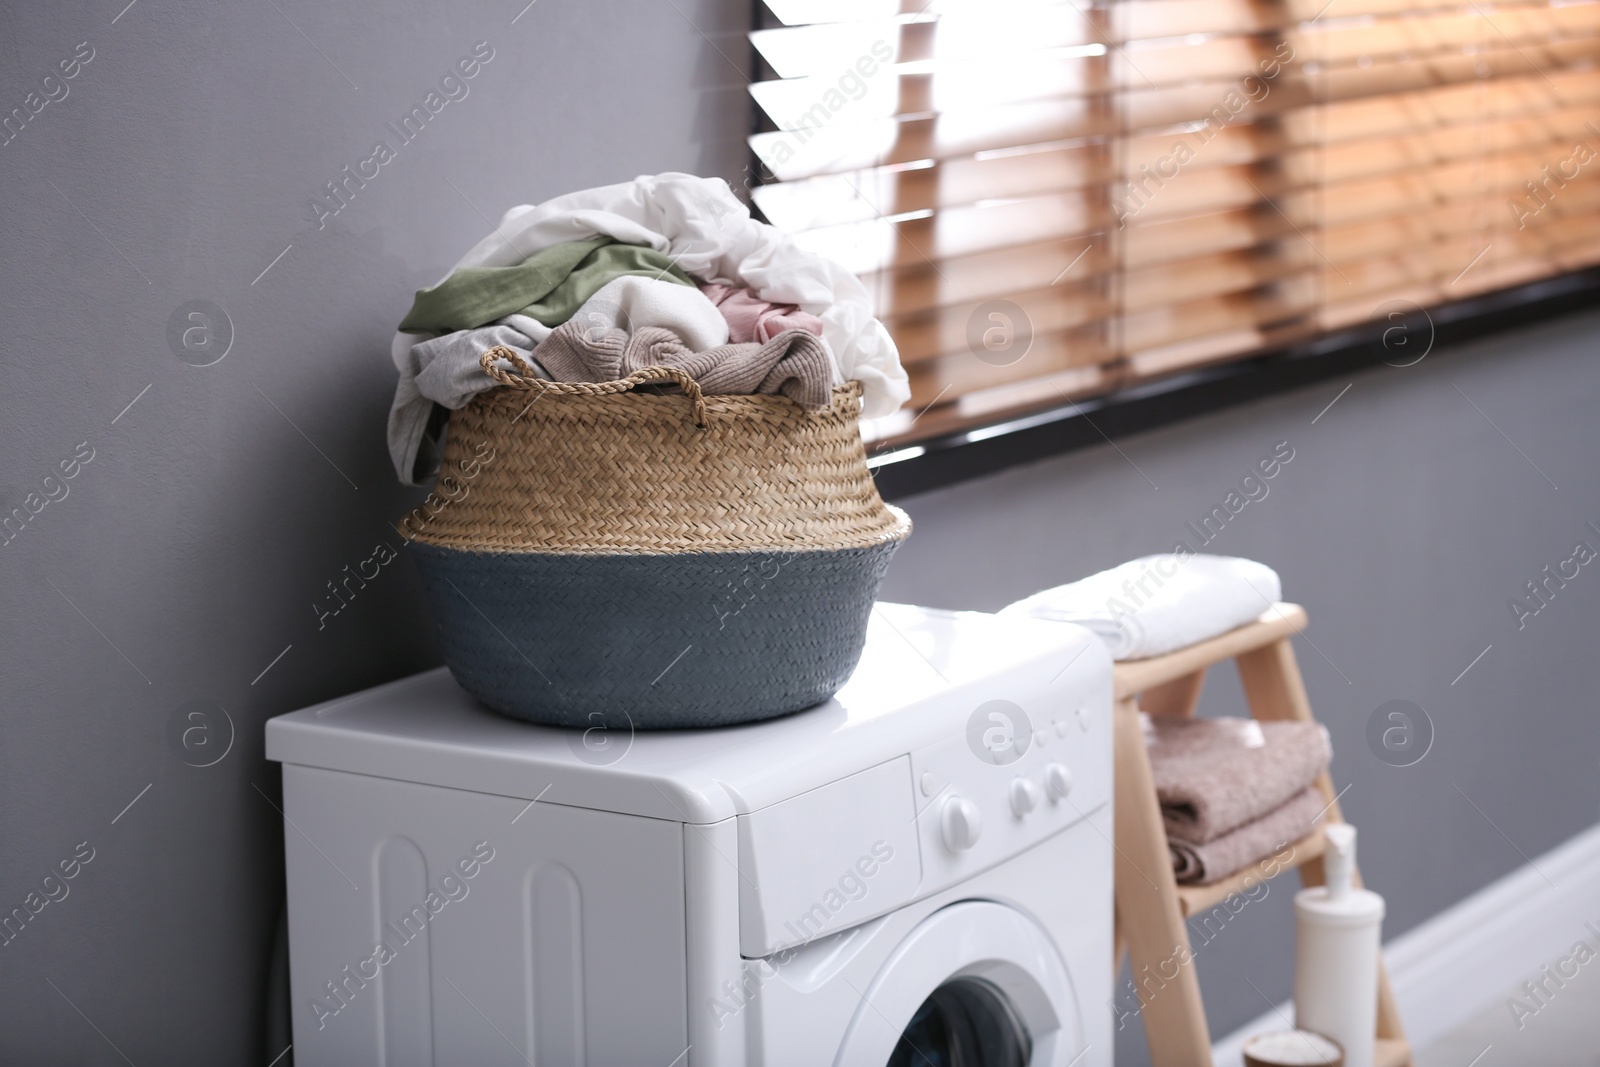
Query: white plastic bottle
[{"left": 1294, "top": 823, "right": 1384, "bottom": 1067}]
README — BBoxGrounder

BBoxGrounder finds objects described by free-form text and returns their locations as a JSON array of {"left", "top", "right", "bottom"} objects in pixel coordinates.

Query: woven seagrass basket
[{"left": 398, "top": 347, "right": 911, "bottom": 729}]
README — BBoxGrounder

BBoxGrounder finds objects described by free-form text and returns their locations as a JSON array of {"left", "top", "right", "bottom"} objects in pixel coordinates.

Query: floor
[{"left": 1414, "top": 949, "right": 1600, "bottom": 1067}]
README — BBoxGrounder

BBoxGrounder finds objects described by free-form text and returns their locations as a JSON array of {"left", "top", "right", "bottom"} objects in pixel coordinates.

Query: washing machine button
[
  {"left": 1045, "top": 762, "right": 1073, "bottom": 801},
  {"left": 940, "top": 795, "right": 983, "bottom": 852},
  {"left": 1009, "top": 777, "right": 1042, "bottom": 816}
]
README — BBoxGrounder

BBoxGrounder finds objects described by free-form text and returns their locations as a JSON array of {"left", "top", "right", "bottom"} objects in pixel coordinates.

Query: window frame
[{"left": 865, "top": 266, "right": 1600, "bottom": 499}]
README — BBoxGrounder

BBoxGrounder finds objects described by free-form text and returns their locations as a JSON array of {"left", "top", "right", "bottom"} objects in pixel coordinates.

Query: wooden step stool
[{"left": 1112, "top": 602, "right": 1410, "bottom": 1066}]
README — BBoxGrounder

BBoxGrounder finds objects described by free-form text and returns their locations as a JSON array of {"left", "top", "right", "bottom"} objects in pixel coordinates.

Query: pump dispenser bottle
[{"left": 1294, "top": 823, "right": 1384, "bottom": 1067}]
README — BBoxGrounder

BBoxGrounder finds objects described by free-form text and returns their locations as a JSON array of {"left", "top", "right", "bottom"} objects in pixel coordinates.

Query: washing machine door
[{"left": 832, "top": 901, "right": 1087, "bottom": 1067}]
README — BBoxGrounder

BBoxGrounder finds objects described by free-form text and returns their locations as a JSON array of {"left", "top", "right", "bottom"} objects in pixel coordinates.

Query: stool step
[
  {"left": 1177, "top": 827, "right": 1326, "bottom": 917},
  {"left": 1115, "top": 604, "right": 1307, "bottom": 699}
]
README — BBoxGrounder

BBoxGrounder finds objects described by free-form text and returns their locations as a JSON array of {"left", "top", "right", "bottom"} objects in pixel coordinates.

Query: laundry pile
[
  {"left": 1000, "top": 553, "right": 1281, "bottom": 661},
  {"left": 387, "top": 173, "right": 910, "bottom": 485},
  {"left": 1147, "top": 715, "right": 1332, "bottom": 884}
]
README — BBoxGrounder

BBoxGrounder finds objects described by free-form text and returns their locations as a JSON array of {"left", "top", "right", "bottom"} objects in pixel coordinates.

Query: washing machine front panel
[
  {"left": 737, "top": 812, "right": 1113, "bottom": 1067},
  {"left": 732, "top": 616, "right": 1111, "bottom": 958},
  {"left": 909, "top": 625, "right": 1112, "bottom": 905}
]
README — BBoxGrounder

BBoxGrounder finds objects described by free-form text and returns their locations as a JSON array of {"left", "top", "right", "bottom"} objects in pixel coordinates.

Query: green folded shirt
[{"left": 399, "top": 237, "right": 696, "bottom": 333}]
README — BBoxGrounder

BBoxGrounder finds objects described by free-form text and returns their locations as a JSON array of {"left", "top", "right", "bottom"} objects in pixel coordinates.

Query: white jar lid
[{"left": 1242, "top": 1028, "right": 1343, "bottom": 1066}]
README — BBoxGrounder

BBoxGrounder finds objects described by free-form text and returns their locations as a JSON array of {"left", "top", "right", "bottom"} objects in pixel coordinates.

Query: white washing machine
[{"left": 267, "top": 603, "right": 1113, "bottom": 1066}]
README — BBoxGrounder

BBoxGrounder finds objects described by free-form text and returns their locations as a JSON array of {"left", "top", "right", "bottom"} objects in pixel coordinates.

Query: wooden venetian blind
[{"left": 747, "top": 0, "right": 1600, "bottom": 444}]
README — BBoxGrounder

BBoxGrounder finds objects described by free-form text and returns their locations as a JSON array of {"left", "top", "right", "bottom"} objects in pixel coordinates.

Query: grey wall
[
  {"left": 0, "top": 1, "right": 748, "bottom": 1063},
  {"left": 879, "top": 308, "right": 1600, "bottom": 1063},
  {"left": 3, "top": 1, "right": 1597, "bottom": 1064}
]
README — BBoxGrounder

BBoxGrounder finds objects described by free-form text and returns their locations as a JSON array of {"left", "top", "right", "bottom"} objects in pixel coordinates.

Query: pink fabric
[{"left": 698, "top": 282, "right": 826, "bottom": 345}]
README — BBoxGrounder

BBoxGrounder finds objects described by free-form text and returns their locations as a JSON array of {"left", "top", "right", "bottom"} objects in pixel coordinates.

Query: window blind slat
[
  {"left": 885, "top": 283, "right": 1110, "bottom": 365},
  {"left": 752, "top": 146, "right": 1112, "bottom": 230},
  {"left": 857, "top": 239, "right": 1108, "bottom": 318}
]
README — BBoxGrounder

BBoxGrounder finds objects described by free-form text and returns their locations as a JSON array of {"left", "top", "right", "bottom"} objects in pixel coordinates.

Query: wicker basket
[{"left": 398, "top": 347, "right": 911, "bottom": 729}]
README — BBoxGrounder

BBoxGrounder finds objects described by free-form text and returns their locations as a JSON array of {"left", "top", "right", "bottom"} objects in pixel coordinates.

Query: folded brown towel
[
  {"left": 530, "top": 322, "right": 834, "bottom": 409},
  {"left": 1171, "top": 785, "right": 1327, "bottom": 884},
  {"left": 1145, "top": 714, "right": 1331, "bottom": 844}
]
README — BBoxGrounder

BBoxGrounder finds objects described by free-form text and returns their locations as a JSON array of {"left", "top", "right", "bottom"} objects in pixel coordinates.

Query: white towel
[{"left": 1000, "top": 555, "right": 1283, "bottom": 660}]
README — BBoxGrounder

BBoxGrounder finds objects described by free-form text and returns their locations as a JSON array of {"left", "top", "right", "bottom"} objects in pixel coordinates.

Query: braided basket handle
[{"left": 478, "top": 345, "right": 707, "bottom": 428}]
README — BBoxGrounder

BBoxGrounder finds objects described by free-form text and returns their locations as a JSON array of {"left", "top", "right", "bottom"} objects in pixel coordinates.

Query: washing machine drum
[
  {"left": 889, "top": 977, "right": 1032, "bottom": 1066},
  {"left": 836, "top": 901, "right": 1086, "bottom": 1067}
]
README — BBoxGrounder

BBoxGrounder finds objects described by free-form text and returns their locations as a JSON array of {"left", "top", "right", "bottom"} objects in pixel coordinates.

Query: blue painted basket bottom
[{"left": 408, "top": 540, "right": 905, "bottom": 729}]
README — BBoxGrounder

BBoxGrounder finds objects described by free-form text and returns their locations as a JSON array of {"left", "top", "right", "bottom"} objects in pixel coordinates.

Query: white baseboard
[{"left": 1211, "top": 819, "right": 1600, "bottom": 1065}]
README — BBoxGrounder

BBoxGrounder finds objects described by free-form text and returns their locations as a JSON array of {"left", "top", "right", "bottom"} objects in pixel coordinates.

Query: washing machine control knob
[
  {"left": 1009, "top": 777, "right": 1042, "bottom": 816},
  {"left": 1045, "top": 763, "right": 1073, "bottom": 801},
  {"left": 941, "top": 795, "right": 983, "bottom": 852}
]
